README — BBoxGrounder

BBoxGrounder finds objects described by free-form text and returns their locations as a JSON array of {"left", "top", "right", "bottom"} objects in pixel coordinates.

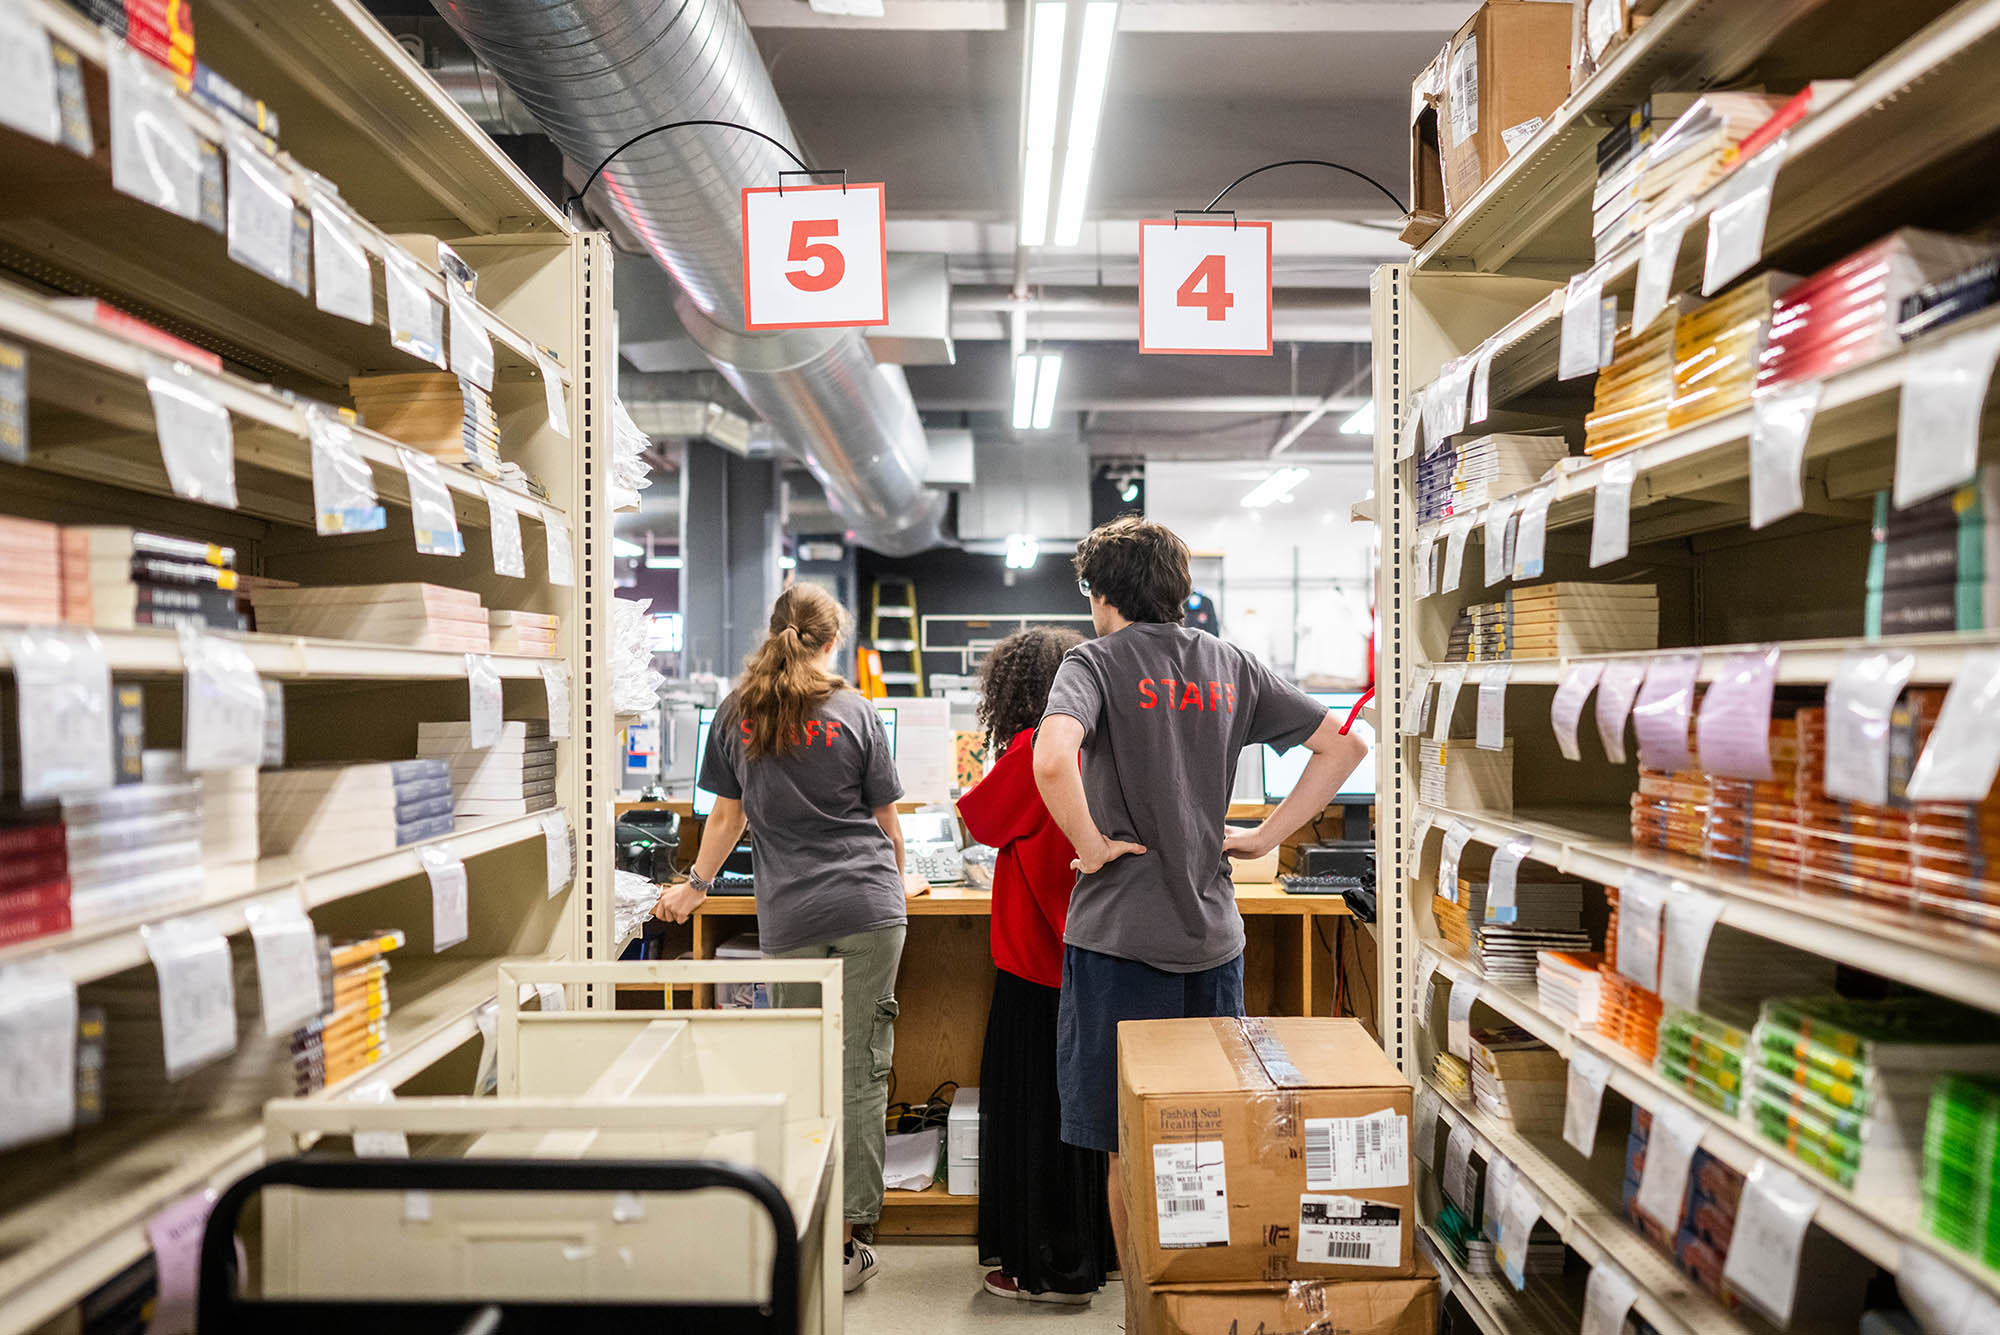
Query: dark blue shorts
[{"left": 1056, "top": 944, "right": 1246, "bottom": 1154}]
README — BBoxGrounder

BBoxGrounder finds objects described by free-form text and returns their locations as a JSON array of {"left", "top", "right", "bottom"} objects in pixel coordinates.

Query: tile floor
[{"left": 848, "top": 1240, "right": 1126, "bottom": 1333}]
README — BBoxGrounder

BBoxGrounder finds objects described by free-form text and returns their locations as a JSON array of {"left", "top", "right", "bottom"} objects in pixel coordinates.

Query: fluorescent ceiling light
[
  {"left": 1339, "top": 399, "right": 1376, "bottom": 436},
  {"left": 1012, "top": 352, "right": 1039, "bottom": 430},
  {"left": 1052, "top": 1, "right": 1118, "bottom": 247},
  {"left": 1119, "top": 480, "right": 1140, "bottom": 503},
  {"left": 644, "top": 554, "right": 683, "bottom": 570},
  {"left": 612, "top": 537, "right": 644, "bottom": 558},
  {"left": 1031, "top": 352, "right": 1063, "bottom": 430},
  {"left": 779, "top": 555, "right": 798, "bottom": 570},
  {"left": 1241, "top": 466, "right": 1310, "bottom": 509},
  {"left": 1004, "top": 534, "right": 1040, "bottom": 570},
  {"left": 1019, "top": 2, "right": 1067, "bottom": 248}
]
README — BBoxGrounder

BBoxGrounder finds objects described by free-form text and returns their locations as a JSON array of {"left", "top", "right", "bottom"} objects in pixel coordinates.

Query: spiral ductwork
[{"left": 431, "top": 0, "right": 948, "bottom": 555}]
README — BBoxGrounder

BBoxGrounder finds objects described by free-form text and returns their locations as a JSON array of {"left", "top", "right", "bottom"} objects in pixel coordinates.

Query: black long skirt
[{"left": 977, "top": 967, "right": 1116, "bottom": 1296}]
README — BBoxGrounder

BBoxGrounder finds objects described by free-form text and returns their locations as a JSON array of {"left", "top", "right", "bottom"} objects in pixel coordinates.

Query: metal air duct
[{"left": 431, "top": 0, "right": 949, "bottom": 556}]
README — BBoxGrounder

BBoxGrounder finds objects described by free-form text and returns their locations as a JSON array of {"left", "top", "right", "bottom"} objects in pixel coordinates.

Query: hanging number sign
[
  {"left": 1139, "top": 219, "right": 1273, "bottom": 356},
  {"left": 742, "top": 181, "right": 889, "bottom": 330}
]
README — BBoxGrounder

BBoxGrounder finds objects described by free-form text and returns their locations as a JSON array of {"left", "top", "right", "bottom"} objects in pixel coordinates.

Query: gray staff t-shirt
[
  {"left": 1041, "top": 622, "right": 1331, "bottom": 972},
  {"left": 698, "top": 687, "right": 907, "bottom": 953}
]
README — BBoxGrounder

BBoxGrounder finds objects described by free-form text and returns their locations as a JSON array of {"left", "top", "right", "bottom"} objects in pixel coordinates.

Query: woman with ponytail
[{"left": 655, "top": 583, "right": 920, "bottom": 1293}]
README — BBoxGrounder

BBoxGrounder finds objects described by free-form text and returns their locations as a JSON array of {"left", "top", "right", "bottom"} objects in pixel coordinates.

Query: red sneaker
[{"left": 983, "top": 1271, "right": 1092, "bottom": 1306}]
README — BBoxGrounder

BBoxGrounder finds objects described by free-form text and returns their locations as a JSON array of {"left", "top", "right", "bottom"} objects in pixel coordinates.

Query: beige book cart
[{"left": 220, "top": 960, "right": 845, "bottom": 1334}]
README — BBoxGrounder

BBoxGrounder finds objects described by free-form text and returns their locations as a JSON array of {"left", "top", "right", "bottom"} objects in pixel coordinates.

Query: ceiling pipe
[{"left": 430, "top": 0, "right": 948, "bottom": 556}]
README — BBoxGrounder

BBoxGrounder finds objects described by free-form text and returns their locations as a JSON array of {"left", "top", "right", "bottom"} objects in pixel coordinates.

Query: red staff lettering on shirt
[
  {"left": 1135, "top": 677, "right": 1239, "bottom": 711},
  {"left": 738, "top": 717, "right": 845, "bottom": 748},
  {"left": 1139, "top": 679, "right": 1158, "bottom": 708}
]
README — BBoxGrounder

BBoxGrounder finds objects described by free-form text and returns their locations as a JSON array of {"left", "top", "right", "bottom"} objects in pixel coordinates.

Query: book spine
[
  {"left": 124, "top": 556, "right": 238, "bottom": 590},
  {"left": 0, "top": 823, "right": 67, "bottom": 858},
  {"left": 0, "top": 860, "right": 71, "bottom": 896},
  {"left": 0, "top": 903, "right": 72, "bottom": 945}
]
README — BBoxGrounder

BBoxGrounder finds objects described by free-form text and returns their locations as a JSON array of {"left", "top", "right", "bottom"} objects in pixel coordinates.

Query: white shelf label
[
  {"left": 0, "top": 10, "right": 62, "bottom": 145},
  {"left": 144, "top": 919, "right": 238, "bottom": 1080},
  {"left": 1475, "top": 665, "right": 1509, "bottom": 751},
  {"left": 1511, "top": 488, "right": 1551, "bottom": 580},
  {"left": 222, "top": 125, "right": 294, "bottom": 287},
  {"left": 534, "top": 347, "right": 570, "bottom": 438},
  {"left": 1658, "top": 886, "right": 1725, "bottom": 1011},
  {"left": 535, "top": 982, "right": 567, "bottom": 1013},
  {"left": 1563, "top": 1046, "right": 1612, "bottom": 1157},
  {"left": 1446, "top": 972, "right": 1478, "bottom": 1061},
  {"left": 4, "top": 627, "right": 114, "bottom": 800},
  {"left": 1469, "top": 340, "right": 1496, "bottom": 424},
  {"left": 1631, "top": 652, "right": 1700, "bottom": 774},
  {"left": 1895, "top": 323, "right": 2000, "bottom": 509},
  {"left": 1749, "top": 380, "right": 1822, "bottom": 529},
  {"left": 1703, "top": 135, "right": 1788, "bottom": 295},
  {"left": 1410, "top": 806, "right": 1437, "bottom": 859},
  {"left": 1304, "top": 1110, "right": 1408, "bottom": 1190},
  {"left": 306, "top": 408, "right": 385, "bottom": 535},
  {"left": 1559, "top": 268, "right": 1608, "bottom": 381},
  {"left": 147, "top": 363, "right": 238, "bottom": 508},
  {"left": 465, "top": 653, "right": 503, "bottom": 749},
  {"left": 308, "top": 187, "right": 374, "bottom": 326},
  {"left": 1482, "top": 496, "right": 1517, "bottom": 588},
  {"left": 1432, "top": 665, "right": 1468, "bottom": 743},
  {"left": 180, "top": 627, "right": 267, "bottom": 772},
  {"left": 447, "top": 284, "right": 496, "bottom": 392},
  {"left": 1396, "top": 396, "right": 1420, "bottom": 462},
  {"left": 483, "top": 483, "right": 528, "bottom": 579},
  {"left": 107, "top": 44, "right": 202, "bottom": 221},
  {"left": 244, "top": 892, "right": 322, "bottom": 1037},
  {"left": 1722, "top": 1159, "right": 1819, "bottom": 1325},
  {"left": 1693, "top": 646, "right": 1778, "bottom": 781},
  {"left": 1437, "top": 820, "right": 1473, "bottom": 902},
  {"left": 1484, "top": 837, "right": 1530, "bottom": 924},
  {"left": 1908, "top": 648, "right": 2000, "bottom": 801},
  {"left": 542, "top": 809, "right": 574, "bottom": 898},
  {"left": 1441, "top": 1118, "right": 1475, "bottom": 1216},
  {"left": 1441, "top": 517, "right": 1471, "bottom": 592},
  {"left": 1900, "top": 1244, "right": 2000, "bottom": 1335},
  {"left": 1416, "top": 950, "right": 1440, "bottom": 1029},
  {"left": 385, "top": 249, "right": 446, "bottom": 367},
  {"left": 1496, "top": 1177, "right": 1540, "bottom": 1290},
  {"left": 1482, "top": 1156, "right": 1515, "bottom": 1243},
  {"left": 1590, "top": 456, "right": 1636, "bottom": 567},
  {"left": 539, "top": 661, "right": 572, "bottom": 739},
  {"left": 544, "top": 509, "right": 575, "bottom": 586},
  {"left": 350, "top": 1080, "right": 411, "bottom": 1158},
  {"left": 1435, "top": 358, "right": 1472, "bottom": 440},
  {"left": 1634, "top": 1102, "right": 1704, "bottom": 1232},
  {"left": 1581, "top": 1262, "right": 1640, "bottom": 1335},
  {"left": 1553, "top": 660, "right": 1607, "bottom": 762},
  {"left": 1414, "top": 1086, "right": 1442, "bottom": 1170},
  {"left": 1632, "top": 203, "right": 1693, "bottom": 334},
  {"left": 423, "top": 843, "right": 470, "bottom": 952},
  {"left": 401, "top": 447, "right": 464, "bottom": 557},
  {"left": 1825, "top": 649, "right": 1916, "bottom": 805},
  {"left": 1594, "top": 658, "right": 1647, "bottom": 766},
  {"left": 1411, "top": 534, "right": 1437, "bottom": 599},
  {"left": 1152, "top": 1140, "right": 1230, "bottom": 1247},
  {"left": 1402, "top": 665, "right": 1435, "bottom": 737},
  {"left": 1615, "top": 871, "right": 1669, "bottom": 992},
  {"left": 0, "top": 959, "right": 77, "bottom": 1152}
]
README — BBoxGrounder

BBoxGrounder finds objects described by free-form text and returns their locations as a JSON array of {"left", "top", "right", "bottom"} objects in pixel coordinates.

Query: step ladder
[{"left": 869, "top": 576, "right": 924, "bottom": 696}]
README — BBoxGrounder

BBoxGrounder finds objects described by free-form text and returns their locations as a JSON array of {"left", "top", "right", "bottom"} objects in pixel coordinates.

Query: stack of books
[
  {"left": 1477, "top": 883, "right": 1592, "bottom": 988},
  {"left": 417, "top": 721, "right": 557, "bottom": 824},
  {"left": 1900, "top": 253, "right": 2000, "bottom": 343},
  {"left": 1627, "top": 94, "right": 1788, "bottom": 238},
  {"left": 68, "top": 527, "right": 244, "bottom": 633},
  {"left": 248, "top": 583, "right": 492, "bottom": 652},
  {"left": 1418, "top": 443, "right": 1461, "bottom": 525},
  {"left": 1624, "top": 1105, "right": 1745, "bottom": 1302},
  {"left": 489, "top": 609, "right": 561, "bottom": 657},
  {"left": 0, "top": 518, "right": 66, "bottom": 627},
  {"left": 1702, "top": 716, "right": 1801, "bottom": 874},
  {"left": 1536, "top": 950, "right": 1605, "bottom": 1031},
  {"left": 0, "top": 819, "right": 70, "bottom": 946},
  {"left": 1757, "top": 229, "right": 1997, "bottom": 391},
  {"left": 1586, "top": 313, "right": 1683, "bottom": 457},
  {"left": 1656, "top": 1005, "right": 1752, "bottom": 1117},
  {"left": 1432, "top": 883, "right": 1482, "bottom": 955},
  {"left": 258, "top": 760, "right": 455, "bottom": 872},
  {"left": 1592, "top": 93, "right": 1703, "bottom": 258},
  {"left": 1451, "top": 433, "right": 1571, "bottom": 510},
  {"left": 1632, "top": 765, "right": 1713, "bottom": 861},
  {"left": 1865, "top": 466, "right": 2000, "bottom": 637},
  {"left": 145, "top": 752, "right": 260, "bottom": 895},
  {"left": 1470, "top": 1026, "right": 1569, "bottom": 1133},
  {"left": 1447, "top": 582, "right": 1660, "bottom": 661},
  {"left": 1922, "top": 1072, "right": 2000, "bottom": 1271},
  {"left": 60, "top": 756, "right": 204, "bottom": 925},
  {"left": 1418, "top": 737, "right": 1514, "bottom": 810},
  {"left": 1669, "top": 273, "right": 1796, "bottom": 431},
  {"left": 350, "top": 372, "right": 503, "bottom": 477},
  {"left": 310, "top": 930, "right": 404, "bottom": 1087}
]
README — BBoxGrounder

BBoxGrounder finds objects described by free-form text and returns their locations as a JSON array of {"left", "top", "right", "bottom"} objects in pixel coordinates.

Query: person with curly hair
[{"left": 955, "top": 625, "right": 1114, "bottom": 1305}]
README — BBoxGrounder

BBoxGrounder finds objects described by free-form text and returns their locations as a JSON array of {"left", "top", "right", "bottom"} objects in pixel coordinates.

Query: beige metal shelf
[
  {"left": 0, "top": 623, "right": 561, "bottom": 682},
  {"left": 1416, "top": 1224, "right": 1582, "bottom": 1335},
  {"left": 1424, "top": 631, "right": 2000, "bottom": 688}
]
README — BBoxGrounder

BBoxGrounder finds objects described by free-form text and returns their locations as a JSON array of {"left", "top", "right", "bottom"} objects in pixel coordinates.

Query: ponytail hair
[{"left": 736, "top": 584, "right": 851, "bottom": 760}]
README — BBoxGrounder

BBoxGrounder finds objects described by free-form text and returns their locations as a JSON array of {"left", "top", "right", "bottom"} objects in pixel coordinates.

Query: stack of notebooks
[
  {"left": 259, "top": 760, "right": 455, "bottom": 872},
  {"left": 1417, "top": 442, "right": 1461, "bottom": 525},
  {"left": 1900, "top": 253, "right": 2000, "bottom": 343},
  {"left": 145, "top": 752, "right": 260, "bottom": 896},
  {"left": 1450, "top": 434, "right": 1571, "bottom": 511},
  {"left": 1922, "top": 1072, "right": 2000, "bottom": 1271},
  {"left": 1469, "top": 1026, "right": 1569, "bottom": 1133},
  {"left": 1669, "top": 273, "right": 1796, "bottom": 431},
  {"left": 0, "top": 518, "right": 67, "bottom": 627},
  {"left": 1757, "top": 229, "right": 1997, "bottom": 391},
  {"left": 69, "top": 526, "right": 244, "bottom": 633},
  {"left": 417, "top": 721, "right": 557, "bottom": 824},
  {"left": 248, "top": 583, "right": 492, "bottom": 652},
  {"left": 1418, "top": 737, "right": 1514, "bottom": 811},
  {"left": 489, "top": 609, "right": 561, "bottom": 657},
  {"left": 1865, "top": 466, "right": 2000, "bottom": 637},
  {"left": 60, "top": 756, "right": 204, "bottom": 925},
  {"left": 1624, "top": 1105, "right": 1745, "bottom": 1303},
  {"left": 0, "top": 818, "right": 70, "bottom": 946},
  {"left": 1657, "top": 1005, "right": 1751, "bottom": 1117},
  {"left": 1586, "top": 312, "right": 1685, "bottom": 457},
  {"left": 1477, "top": 883, "right": 1591, "bottom": 988},
  {"left": 1536, "top": 950, "right": 1605, "bottom": 1031},
  {"left": 1446, "top": 582, "right": 1660, "bottom": 661},
  {"left": 1591, "top": 93, "right": 1702, "bottom": 259},
  {"left": 350, "top": 372, "right": 504, "bottom": 477},
  {"left": 307, "top": 930, "right": 403, "bottom": 1087},
  {"left": 1627, "top": 94, "right": 1788, "bottom": 240}
]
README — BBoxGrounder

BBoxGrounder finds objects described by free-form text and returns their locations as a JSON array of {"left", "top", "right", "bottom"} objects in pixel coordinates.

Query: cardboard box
[
  {"left": 1137, "top": 1270, "right": 1439, "bottom": 1335},
  {"left": 1404, "top": 43, "right": 1450, "bottom": 246},
  {"left": 1439, "top": 1, "right": 1575, "bottom": 212},
  {"left": 1119, "top": 1018, "right": 1415, "bottom": 1285}
]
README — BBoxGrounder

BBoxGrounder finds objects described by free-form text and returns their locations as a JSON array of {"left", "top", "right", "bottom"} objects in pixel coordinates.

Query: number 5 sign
[
  {"left": 1139, "top": 218, "right": 1273, "bottom": 356},
  {"left": 741, "top": 182, "right": 889, "bottom": 330}
]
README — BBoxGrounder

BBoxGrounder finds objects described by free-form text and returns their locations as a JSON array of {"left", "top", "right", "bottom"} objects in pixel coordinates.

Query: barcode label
[
  {"left": 1163, "top": 1198, "right": 1206, "bottom": 1214},
  {"left": 1298, "top": 1196, "right": 1402, "bottom": 1268},
  {"left": 1304, "top": 1111, "right": 1410, "bottom": 1190},
  {"left": 1321, "top": 1240, "right": 1378, "bottom": 1260},
  {"left": 1152, "top": 1140, "right": 1229, "bottom": 1248}
]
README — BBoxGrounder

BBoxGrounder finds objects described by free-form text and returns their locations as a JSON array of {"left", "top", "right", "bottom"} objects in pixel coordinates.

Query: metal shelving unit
[{"left": 1375, "top": 2, "right": 2000, "bottom": 1329}]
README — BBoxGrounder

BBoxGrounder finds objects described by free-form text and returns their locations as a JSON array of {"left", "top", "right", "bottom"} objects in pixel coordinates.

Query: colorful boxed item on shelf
[
  {"left": 258, "top": 759, "right": 454, "bottom": 870},
  {"left": 1591, "top": 94, "right": 1702, "bottom": 259},
  {"left": 1865, "top": 467, "right": 2000, "bottom": 638},
  {"left": 1669, "top": 273, "right": 1797, "bottom": 430},
  {"left": 1922, "top": 1072, "right": 2000, "bottom": 1271},
  {"left": 1417, "top": 444, "right": 1460, "bottom": 525},
  {"left": 1137, "top": 1270, "right": 1439, "bottom": 1335},
  {"left": 1584, "top": 312, "right": 1683, "bottom": 457},
  {"left": 247, "top": 582, "right": 491, "bottom": 652},
  {"left": 1417, "top": 738, "right": 1514, "bottom": 811},
  {"left": 1436, "top": 0, "right": 1574, "bottom": 214},
  {"left": 1118, "top": 1018, "right": 1416, "bottom": 1284},
  {"left": 1536, "top": 949, "right": 1603, "bottom": 1031},
  {"left": 1626, "top": 94, "right": 1787, "bottom": 233},
  {"left": 67, "top": 525, "right": 245, "bottom": 634},
  {"left": 349, "top": 372, "right": 504, "bottom": 478},
  {"left": 1755, "top": 229, "right": 1999, "bottom": 392},
  {"left": 1899, "top": 253, "right": 2000, "bottom": 343},
  {"left": 1469, "top": 1026, "right": 1567, "bottom": 1132},
  {"left": 1623, "top": 1105, "right": 1744, "bottom": 1306},
  {"left": 1656, "top": 1005, "right": 1752, "bottom": 1116}
]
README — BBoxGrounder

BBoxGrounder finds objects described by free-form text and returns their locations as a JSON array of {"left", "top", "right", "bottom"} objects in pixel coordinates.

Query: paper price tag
[
  {"left": 1432, "top": 665, "right": 1468, "bottom": 742},
  {"left": 1436, "top": 359, "right": 1472, "bottom": 440},
  {"left": 146, "top": 364, "right": 238, "bottom": 508},
  {"left": 107, "top": 44, "right": 201, "bottom": 220},
  {"left": 350, "top": 1080, "right": 411, "bottom": 1158},
  {"left": 534, "top": 982, "right": 567, "bottom": 1013},
  {"left": 146, "top": 1190, "right": 217, "bottom": 1335},
  {"left": 1722, "top": 1159, "right": 1819, "bottom": 1324},
  {"left": 1703, "top": 135, "right": 1788, "bottom": 294},
  {"left": 1825, "top": 649, "right": 1916, "bottom": 805},
  {"left": 1590, "top": 456, "right": 1636, "bottom": 567},
  {"left": 1594, "top": 659, "right": 1646, "bottom": 765},
  {"left": 1412, "top": 670, "right": 1440, "bottom": 739},
  {"left": 533, "top": 347, "right": 570, "bottom": 438},
  {"left": 1633, "top": 204, "right": 1693, "bottom": 333},
  {"left": 1631, "top": 652, "right": 1699, "bottom": 774},
  {"left": 386, "top": 249, "right": 446, "bottom": 367},
  {"left": 1750, "top": 380, "right": 1822, "bottom": 529},
  {"left": 306, "top": 408, "right": 385, "bottom": 535},
  {"left": 544, "top": 510, "right": 575, "bottom": 586},
  {"left": 447, "top": 284, "right": 496, "bottom": 392},
  {"left": 143, "top": 920, "right": 238, "bottom": 1080},
  {"left": 422, "top": 843, "right": 470, "bottom": 951},
  {"left": 222, "top": 126, "right": 294, "bottom": 287},
  {"left": 1401, "top": 665, "right": 1435, "bottom": 737},
  {"left": 1395, "top": 396, "right": 1420, "bottom": 462},
  {"left": 1417, "top": 950, "right": 1440, "bottom": 1028},
  {"left": 243, "top": 893, "right": 322, "bottom": 1036},
  {"left": 0, "top": 959, "right": 78, "bottom": 1152},
  {"left": 1559, "top": 268, "right": 1609, "bottom": 381},
  {"left": 4, "top": 628, "right": 114, "bottom": 800},
  {"left": 1485, "top": 838, "right": 1530, "bottom": 924},
  {"left": 479, "top": 483, "right": 527, "bottom": 578},
  {"left": 1615, "top": 871, "right": 1669, "bottom": 992},
  {"left": 1441, "top": 1119, "right": 1475, "bottom": 1215},
  {"left": 308, "top": 187, "right": 373, "bottom": 326},
  {"left": 1908, "top": 649, "right": 2000, "bottom": 801},
  {"left": 1658, "top": 886, "right": 1725, "bottom": 1011},
  {"left": 1895, "top": 324, "right": 2000, "bottom": 509},
  {"left": 1481, "top": 1156, "right": 1516, "bottom": 1244},
  {"left": 1695, "top": 647, "right": 1778, "bottom": 780},
  {"left": 1438, "top": 820, "right": 1473, "bottom": 902},
  {"left": 1446, "top": 972, "right": 1478, "bottom": 1061},
  {"left": 0, "top": 338, "right": 25, "bottom": 465},
  {"left": 1900, "top": 1245, "right": 1993, "bottom": 1335},
  {"left": 180, "top": 627, "right": 266, "bottom": 771},
  {"left": 1410, "top": 806, "right": 1437, "bottom": 855},
  {"left": 0, "top": 10, "right": 61, "bottom": 145},
  {"left": 1553, "top": 661, "right": 1607, "bottom": 762},
  {"left": 1496, "top": 1178, "right": 1540, "bottom": 1290},
  {"left": 1414, "top": 1085, "right": 1442, "bottom": 1170},
  {"left": 538, "top": 661, "right": 572, "bottom": 739},
  {"left": 1635, "top": 1102, "right": 1704, "bottom": 1230},
  {"left": 1441, "top": 517, "right": 1470, "bottom": 592},
  {"left": 1511, "top": 488, "right": 1551, "bottom": 580},
  {"left": 1410, "top": 533, "right": 1436, "bottom": 599},
  {"left": 1483, "top": 496, "right": 1517, "bottom": 588},
  {"left": 400, "top": 447, "right": 464, "bottom": 557},
  {"left": 1469, "top": 341, "right": 1497, "bottom": 424},
  {"left": 465, "top": 653, "right": 503, "bottom": 749},
  {"left": 1581, "top": 1263, "right": 1640, "bottom": 1335},
  {"left": 1564, "top": 1046, "right": 1613, "bottom": 1157},
  {"left": 542, "top": 809, "right": 574, "bottom": 898},
  {"left": 1476, "top": 665, "right": 1509, "bottom": 752}
]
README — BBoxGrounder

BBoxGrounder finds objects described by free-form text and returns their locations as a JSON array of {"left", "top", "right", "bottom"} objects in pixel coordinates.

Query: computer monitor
[
  {"left": 1262, "top": 691, "right": 1376, "bottom": 805},
  {"left": 693, "top": 703, "right": 902, "bottom": 818}
]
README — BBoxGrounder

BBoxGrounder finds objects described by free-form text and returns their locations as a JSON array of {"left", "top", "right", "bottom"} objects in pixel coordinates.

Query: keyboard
[
  {"left": 710, "top": 872, "right": 756, "bottom": 895},
  {"left": 1278, "top": 874, "right": 1365, "bottom": 896}
]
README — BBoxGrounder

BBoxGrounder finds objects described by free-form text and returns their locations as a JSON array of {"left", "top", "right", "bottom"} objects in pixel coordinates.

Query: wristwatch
[{"left": 686, "top": 870, "right": 716, "bottom": 895}]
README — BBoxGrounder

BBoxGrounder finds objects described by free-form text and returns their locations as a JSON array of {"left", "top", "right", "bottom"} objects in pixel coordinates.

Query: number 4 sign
[
  {"left": 741, "top": 182, "right": 889, "bottom": 330},
  {"left": 1139, "top": 218, "right": 1273, "bottom": 356}
]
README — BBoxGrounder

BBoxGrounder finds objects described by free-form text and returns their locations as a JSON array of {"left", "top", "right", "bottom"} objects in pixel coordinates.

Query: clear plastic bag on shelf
[
  {"left": 612, "top": 596, "right": 667, "bottom": 723},
  {"left": 611, "top": 396, "right": 653, "bottom": 512},
  {"left": 399, "top": 447, "right": 464, "bottom": 557},
  {"left": 613, "top": 868, "right": 659, "bottom": 954},
  {"left": 305, "top": 406, "right": 385, "bottom": 535}
]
